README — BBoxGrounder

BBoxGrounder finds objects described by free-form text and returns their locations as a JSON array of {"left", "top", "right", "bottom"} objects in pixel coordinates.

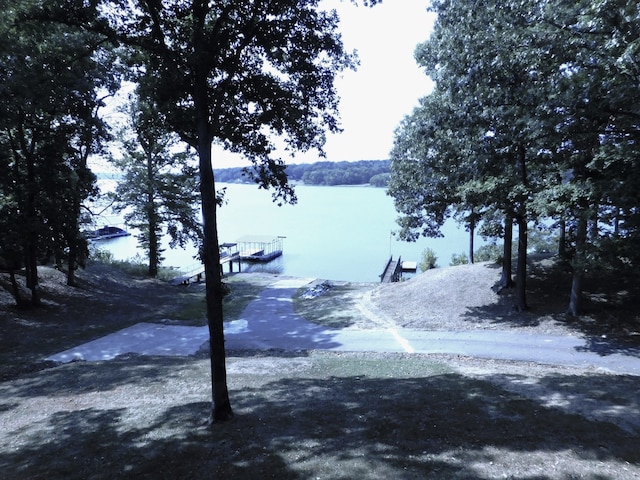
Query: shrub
[
  {"left": 474, "top": 243, "right": 503, "bottom": 263},
  {"left": 419, "top": 247, "right": 438, "bottom": 271},
  {"left": 90, "top": 248, "right": 114, "bottom": 263},
  {"left": 450, "top": 252, "right": 469, "bottom": 266}
]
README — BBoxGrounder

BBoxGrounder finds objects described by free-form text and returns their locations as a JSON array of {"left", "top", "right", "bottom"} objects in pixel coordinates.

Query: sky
[
  {"left": 213, "top": 0, "right": 435, "bottom": 167},
  {"left": 97, "top": 2, "right": 436, "bottom": 170}
]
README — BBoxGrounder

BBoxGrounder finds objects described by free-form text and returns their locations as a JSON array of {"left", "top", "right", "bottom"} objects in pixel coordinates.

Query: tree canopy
[
  {"left": 110, "top": 93, "right": 201, "bottom": 277},
  {"left": 389, "top": 0, "right": 640, "bottom": 314},
  {"left": 40, "top": 0, "right": 360, "bottom": 422},
  {"left": 215, "top": 160, "right": 391, "bottom": 187},
  {"left": 0, "top": 1, "right": 118, "bottom": 304}
]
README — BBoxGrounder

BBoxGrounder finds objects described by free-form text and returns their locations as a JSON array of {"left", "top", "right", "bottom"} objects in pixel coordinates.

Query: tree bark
[
  {"left": 501, "top": 213, "right": 515, "bottom": 288},
  {"left": 514, "top": 214, "right": 529, "bottom": 311},
  {"left": 468, "top": 218, "right": 475, "bottom": 264},
  {"left": 147, "top": 153, "right": 159, "bottom": 277},
  {"left": 567, "top": 215, "right": 587, "bottom": 317},
  {"left": 66, "top": 232, "right": 78, "bottom": 287},
  {"left": 513, "top": 145, "right": 528, "bottom": 311},
  {"left": 24, "top": 146, "right": 40, "bottom": 306},
  {"left": 9, "top": 270, "right": 25, "bottom": 307},
  {"left": 194, "top": 71, "right": 233, "bottom": 423},
  {"left": 557, "top": 218, "right": 566, "bottom": 259},
  {"left": 24, "top": 242, "right": 40, "bottom": 306}
]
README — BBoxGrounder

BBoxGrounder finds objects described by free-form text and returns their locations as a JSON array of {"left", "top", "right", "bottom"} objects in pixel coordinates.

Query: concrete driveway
[{"left": 48, "top": 277, "right": 640, "bottom": 375}]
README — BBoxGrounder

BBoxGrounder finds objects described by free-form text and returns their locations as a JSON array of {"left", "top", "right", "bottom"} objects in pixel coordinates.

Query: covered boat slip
[
  {"left": 236, "top": 235, "right": 284, "bottom": 262},
  {"left": 171, "top": 235, "right": 284, "bottom": 285}
]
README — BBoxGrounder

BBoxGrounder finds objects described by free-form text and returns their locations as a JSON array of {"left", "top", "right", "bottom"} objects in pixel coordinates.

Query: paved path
[{"left": 48, "top": 278, "right": 640, "bottom": 375}]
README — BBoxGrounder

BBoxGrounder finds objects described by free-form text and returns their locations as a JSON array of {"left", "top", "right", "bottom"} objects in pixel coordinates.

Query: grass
[
  {"left": 170, "top": 274, "right": 273, "bottom": 323},
  {"left": 2, "top": 260, "right": 640, "bottom": 478},
  {"left": 292, "top": 281, "right": 370, "bottom": 328},
  {"left": 1, "top": 351, "right": 639, "bottom": 479}
]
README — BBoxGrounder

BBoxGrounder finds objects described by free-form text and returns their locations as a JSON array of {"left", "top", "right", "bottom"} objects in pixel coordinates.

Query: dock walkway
[
  {"left": 170, "top": 251, "right": 241, "bottom": 285},
  {"left": 380, "top": 256, "right": 403, "bottom": 283}
]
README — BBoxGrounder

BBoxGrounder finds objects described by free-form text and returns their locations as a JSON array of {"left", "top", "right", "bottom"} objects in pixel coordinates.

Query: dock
[
  {"left": 171, "top": 235, "right": 284, "bottom": 285},
  {"left": 87, "top": 225, "right": 131, "bottom": 241},
  {"left": 236, "top": 235, "right": 284, "bottom": 262},
  {"left": 380, "top": 255, "right": 403, "bottom": 283},
  {"left": 171, "top": 243, "right": 241, "bottom": 285}
]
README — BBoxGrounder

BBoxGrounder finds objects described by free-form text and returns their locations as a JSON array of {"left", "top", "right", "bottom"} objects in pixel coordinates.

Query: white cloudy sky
[
  {"left": 98, "top": 2, "right": 436, "bottom": 170},
  {"left": 315, "top": 0, "right": 435, "bottom": 163},
  {"left": 213, "top": 0, "right": 435, "bottom": 167}
]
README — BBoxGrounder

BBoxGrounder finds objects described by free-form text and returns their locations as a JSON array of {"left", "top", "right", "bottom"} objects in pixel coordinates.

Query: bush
[
  {"left": 90, "top": 247, "right": 114, "bottom": 263},
  {"left": 89, "top": 248, "right": 177, "bottom": 280},
  {"left": 419, "top": 247, "right": 438, "bottom": 271},
  {"left": 450, "top": 252, "right": 469, "bottom": 266},
  {"left": 474, "top": 243, "right": 503, "bottom": 263},
  {"left": 529, "top": 227, "right": 559, "bottom": 254}
]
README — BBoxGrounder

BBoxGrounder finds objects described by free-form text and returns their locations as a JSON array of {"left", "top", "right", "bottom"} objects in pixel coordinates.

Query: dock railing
[{"left": 380, "top": 255, "right": 403, "bottom": 283}]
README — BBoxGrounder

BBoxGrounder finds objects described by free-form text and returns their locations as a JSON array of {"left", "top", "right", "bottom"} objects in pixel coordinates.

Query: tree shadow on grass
[
  {"left": 1, "top": 356, "right": 639, "bottom": 479},
  {"left": 0, "top": 356, "right": 204, "bottom": 401},
  {"left": 462, "top": 259, "right": 640, "bottom": 359}
]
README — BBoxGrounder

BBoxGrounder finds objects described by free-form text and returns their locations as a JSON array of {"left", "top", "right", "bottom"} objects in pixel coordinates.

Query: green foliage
[
  {"left": 214, "top": 160, "right": 391, "bottom": 187},
  {"left": 474, "top": 244, "right": 503, "bottom": 263},
  {"left": 90, "top": 249, "right": 178, "bottom": 281},
  {"left": 0, "top": 2, "right": 117, "bottom": 301},
  {"left": 450, "top": 253, "right": 469, "bottom": 266},
  {"left": 90, "top": 248, "right": 115, "bottom": 264},
  {"left": 528, "top": 227, "right": 559, "bottom": 255},
  {"left": 418, "top": 247, "right": 438, "bottom": 271},
  {"left": 110, "top": 93, "right": 201, "bottom": 277},
  {"left": 390, "top": 0, "right": 640, "bottom": 313},
  {"left": 86, "top": 0, "right": 361, "bottom": 420}
]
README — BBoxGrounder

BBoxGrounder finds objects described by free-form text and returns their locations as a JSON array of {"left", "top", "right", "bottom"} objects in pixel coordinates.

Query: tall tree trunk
[
  {"left": 468, "top": 218, "right": 475, "bottom": 264},
  {"left": 9, "top": 270, "right": 25, "bottom": 307},
  {"left": 24, "top": 240, "right": 40, "bottom": 306},
  {"left": 501, "top": 213, "right": 515, "bottom": 288},
  {"left": 567, "top": 215, "right": 587, "bottom": 317},
  {"left": 194, "top": 74, "right": 233, "bottom": 423},
  {"left": 557, "top": 218, "right": 566, "bottom": 259},
  {"left": 25, "top": 148, "right": 40, "bottom": 306},
  {"left": 147, "top": 154, "right": 159, "bottom": 277},
  {"left": 66, "top": 209, "right": 80, "bottom": 287},
  {"left": 514, "top": 214, "right": 528, "bottom": 311},
  {"left": 514, "top": 145, "right": 528, "bottom": 311},
  {"left": 67, "top": 234, "right": 78, "bottom": 287},
  {"left": 149, "top": 219, "right": 159, "bottom": 277}
]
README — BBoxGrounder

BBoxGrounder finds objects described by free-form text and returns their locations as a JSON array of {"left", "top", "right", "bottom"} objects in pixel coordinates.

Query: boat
[{"left": 87, "top": 226, "right": 131, "bottom": 241}]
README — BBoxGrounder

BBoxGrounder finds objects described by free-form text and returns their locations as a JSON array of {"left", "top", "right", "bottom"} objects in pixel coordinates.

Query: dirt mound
[{"left": 369, "top": 262, "right": 509, "bottom": 329}]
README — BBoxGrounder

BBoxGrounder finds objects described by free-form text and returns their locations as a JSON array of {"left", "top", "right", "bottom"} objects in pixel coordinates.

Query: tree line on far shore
[{"left": 215, "top": 160, "right": 391, "bottom": 187}]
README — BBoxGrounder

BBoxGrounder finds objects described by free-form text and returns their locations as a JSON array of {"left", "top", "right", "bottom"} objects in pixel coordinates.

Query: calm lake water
[{"left": 95, "top": 183, "right": 483, "bottom": 282}]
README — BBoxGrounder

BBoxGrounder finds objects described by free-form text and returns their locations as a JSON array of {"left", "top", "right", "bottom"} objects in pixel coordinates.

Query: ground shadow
[
  {"left": 462, "top": 258, "right": 640, "bottom": 358},
  {"left": 0, "top": 356, "right": 202, "bottom": 401},
  {"left": 1, "top": 357, "right": 639, "bottom": 479}
]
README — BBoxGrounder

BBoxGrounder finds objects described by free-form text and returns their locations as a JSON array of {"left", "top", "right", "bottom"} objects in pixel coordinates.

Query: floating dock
[
  {"left": 171, "top": 236, "right": 284, "bottom": 285},
  {"left": 236, "top": 235, "right": 284, "bottom": 262}
]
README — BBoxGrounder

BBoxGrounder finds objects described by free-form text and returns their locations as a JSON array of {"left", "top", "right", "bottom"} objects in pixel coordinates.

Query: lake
[{"left": 94, "top": 183, "right": 484, "bottom": 282}]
